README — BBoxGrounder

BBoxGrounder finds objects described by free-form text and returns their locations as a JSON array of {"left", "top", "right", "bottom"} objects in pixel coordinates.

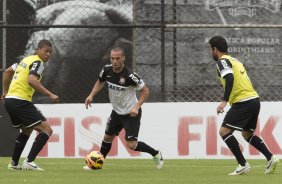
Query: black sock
[
  {"left": 134, "top": 141, "right": 159, "bottom": 156},
  {"left": 100, "top": 141, "right": 112, "bottom": 158},
  {"left": 12, "top": 133, "right": 30, "bottom": 165},
  {"left": 27, "top": 132, "right": 49, "bottom": 162},
  {"left": 247, "top": 134, "right": 272, "bottom": 161},
  {"left": 222, "top": 133, "right": 246, "bottom": 166}
]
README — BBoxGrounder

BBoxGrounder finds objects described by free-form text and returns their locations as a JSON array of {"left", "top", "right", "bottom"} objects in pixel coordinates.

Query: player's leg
[
  {"left": 100, "top": 134, "right": 116, "bottom": 158},
  {"left": 4, "top": 98, "right": 32, "bottom": 170},
  {"left": 83, "top": 133, "right": 115, "bottom": 170},
  {"left": 22, "top": 121, "right": 52, "bottom": 171},
  {"left": 125, "top": 139, "right": 163, "bottom": 169},
  {"left": 126, "top": 140, "right": 159, "bottom": 157},
  {"left": 83, "top": 133, "right": 115, "bottom": 171},
  {"left": 123, "top": 109, "right": 158, "bottom": 155},
  {"left": 123, "top": 109, "right": 163, "bottom": 169},
  {"left": 13, "top": 102, "right": 52, "bottom": 171},
  {"left": 242, "top": 131, "right": 279, "bottom": 174},
  {"left": 220, "top": 127, "right": 247, "bottom": 165},
  {"left": 8, "top": 127, "right": 33, "bottom": 170},
  {"left": 242, "top": 131, "right": 272, "bottom": 161},
  {"left": 27, "top": 121, "right": 53, "bottom": 162},
  {"left": 220, "top": 127, "right": 250, "bottom": 175},
  {"left": 83, "top": 111, "right": 119, "bottom": 170},
  {"left": 220, "top": 103, "right": 252, "bottom": 175},
  {"left": 99, "top": 110, "right": 121, "bottom": 158},
  {"left": 242, "top": 98, "right": 279, "bottom": 174},
  {"left": 242, "top": 99, "right": 272, "bottom": 160}
]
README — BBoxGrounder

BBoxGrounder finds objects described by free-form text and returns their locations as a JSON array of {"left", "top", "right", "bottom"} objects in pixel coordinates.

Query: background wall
[{"left": 8, "top": 102, "right": 281, "bottom": 159}]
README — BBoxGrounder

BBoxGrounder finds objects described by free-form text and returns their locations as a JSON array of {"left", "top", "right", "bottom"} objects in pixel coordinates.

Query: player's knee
[
  {"left": 219, "top": 131, "right": 225, "bottom": 137},
  {"left": 41, "top": 122, "right": 53, "bottom": 136},
  {"left": 219, "top": 127, "right": 232, "bottom": 137},
  {"left": 103, "top": 134, "right": 115, "bottom": 142},
  {"left": 126, "top": 141, "right": 137, "bottom": 150},
  {"left": 48, "top": 127, "right": 53, "bottom": 136},
  {"left": 21, "top": 127, "right": 33, "bottom": 136},
  {"left": 44, "top": 126, "right": 53, "bottom": 136},
  {"left": 242, "top": 131, "right": 253, "bottom": 140},
  {"left": 219, "top": 129, "right": 226, "bottom": 137}
]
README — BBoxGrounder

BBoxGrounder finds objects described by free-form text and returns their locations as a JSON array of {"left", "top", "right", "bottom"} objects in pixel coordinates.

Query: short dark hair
[
  {"left": 37, "top": 39, "right": 52, "bottom": 48},
  {"left": 209, "top": 36, "right": 228, "bottom": 53},
  {"left": 111, "top": 47, "right": 125, "bottom": 56}
]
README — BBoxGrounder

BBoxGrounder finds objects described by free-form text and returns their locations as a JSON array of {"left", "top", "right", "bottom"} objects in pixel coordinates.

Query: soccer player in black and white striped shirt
[{"left": 84, "top": 47, "right": 163, "bottom": 170}]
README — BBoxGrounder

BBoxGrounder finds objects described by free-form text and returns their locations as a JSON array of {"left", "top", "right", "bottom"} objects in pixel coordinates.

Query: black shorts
[
  {"left": 222, "top": 98, "right": 260, "bottom": 132},
  {"left": 4, "top": 98, "right": 46, "bottom": 129},
  {"left": 105, "top": 109, "right": 142, "bottom": 141}
]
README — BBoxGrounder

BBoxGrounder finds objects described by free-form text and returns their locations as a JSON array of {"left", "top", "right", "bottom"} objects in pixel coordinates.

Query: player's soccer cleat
[
  {"left": 8, "top": 163, "right": 22, "bottom": 171},
  {"left": 228, "top": 163, "right": 250, "bottom": 176},
  {"left": 153, "top": 150, "right": 164, "bottom": 169},
  {"left": 265, "top": 155, "right": 279, "bottom": 174},
  {"left": 83, "top": 165, "right": 92, "bottom": 171},
  {"left": 22, "top": 159, "right": 44, "bottom": 171}
]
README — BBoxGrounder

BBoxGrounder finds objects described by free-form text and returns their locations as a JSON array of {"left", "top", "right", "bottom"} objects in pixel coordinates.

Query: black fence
[{"left": 1, "top": 0, "right": 282, "bottom": 103}]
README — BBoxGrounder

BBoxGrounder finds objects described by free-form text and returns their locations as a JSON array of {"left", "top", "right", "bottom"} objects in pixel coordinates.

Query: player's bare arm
[
  {"left": 85, "top": 80, "right": 105, "bottom": 109},
  {"left": 1, "top": 66, "right": 15, "bottom": 101},
  {"left": 130, "top": 85, "right": 149, "bottom": 117},
  {"left": 28, "top": 74, "right": 59, "bottom": 103}
]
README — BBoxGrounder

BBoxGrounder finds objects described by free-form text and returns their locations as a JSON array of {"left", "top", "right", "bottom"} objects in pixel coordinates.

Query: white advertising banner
[{"left": 22, "top": 102, "right": 282, "bottom": 159}]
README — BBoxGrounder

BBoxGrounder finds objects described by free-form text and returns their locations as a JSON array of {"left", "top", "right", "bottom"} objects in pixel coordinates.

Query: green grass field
[{"left": 0, "top": 158, "right": 280, "bottom": 184}]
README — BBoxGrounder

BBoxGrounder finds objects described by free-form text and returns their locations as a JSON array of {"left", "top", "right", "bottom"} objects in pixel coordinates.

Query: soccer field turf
[{"left": 0, "top": 158, "right": 280, "bottom": 184}]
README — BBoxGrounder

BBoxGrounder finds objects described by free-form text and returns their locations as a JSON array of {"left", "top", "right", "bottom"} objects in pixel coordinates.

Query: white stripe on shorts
[{"left": 226, "top": 123, "right": 243, "bottom": 130}]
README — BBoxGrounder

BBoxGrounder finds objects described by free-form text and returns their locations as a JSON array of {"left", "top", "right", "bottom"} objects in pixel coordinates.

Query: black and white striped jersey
[{"left": 99, "top": 64, "right": 145, "bottom": 115}]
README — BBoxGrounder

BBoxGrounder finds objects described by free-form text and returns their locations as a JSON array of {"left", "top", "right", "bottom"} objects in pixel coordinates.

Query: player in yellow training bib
[
  {"left": 209, "top": 36, "right": 279, "bottom": 176},
  {"left": 1, "top": 39, "right": 59, "bottom": 171}
]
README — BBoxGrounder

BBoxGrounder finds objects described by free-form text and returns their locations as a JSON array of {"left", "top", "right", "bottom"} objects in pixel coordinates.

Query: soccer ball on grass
[{"left": 85, "top": 151, "right": 105, "bottom": 170}]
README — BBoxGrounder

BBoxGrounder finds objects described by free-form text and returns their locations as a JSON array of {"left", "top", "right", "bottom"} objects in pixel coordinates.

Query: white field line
[{"left": 38, "top": 162, "right": 267, "bottom": 168}]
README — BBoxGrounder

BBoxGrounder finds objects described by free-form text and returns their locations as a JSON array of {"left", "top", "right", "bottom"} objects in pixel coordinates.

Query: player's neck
[
  {"left": 113, "top": 66, "right": 124, "bottom": 73},
  {"left": 218, "top": 52, "right": 227, "bottom": 59}
]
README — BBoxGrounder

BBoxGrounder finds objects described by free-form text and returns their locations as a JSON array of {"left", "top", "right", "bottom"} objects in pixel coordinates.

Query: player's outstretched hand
[
  {"left": 49, "top": 93, "right": 59, "bottom": 103},
  {"left": 130, "top": 106, "right": 139, "bottom": 117},
  {"left": 0, "top": 94, "right": 6, "bottom": 102},
  {"left": 216, "top": 101, "right": 227, "bottom": 115},
  {"left": 85, "top": 96, "right": 93, "bottom": 109}
]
